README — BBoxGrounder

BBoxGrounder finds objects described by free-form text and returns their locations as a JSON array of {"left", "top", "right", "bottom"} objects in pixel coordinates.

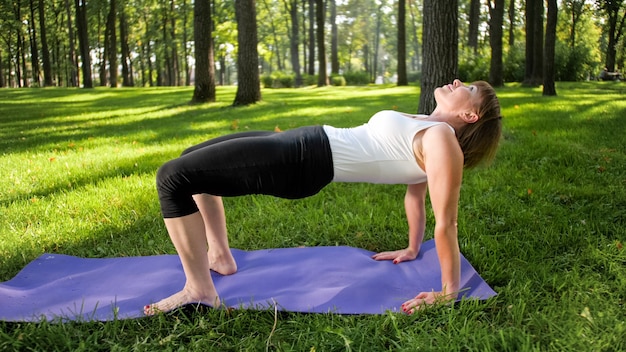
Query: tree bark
[
  {"left": 543, "top": 0, "right": 557, "bottom": 96},
  {"left": 191, "top": 0, "right": 216, "bottom": 103},
  {"left": 508, "top": 0, "right": 516, "bottom": 47},
  {"left": 523, "top": 0, "right": 543, "bottom": 86},
  {"left": 286, "top": 0, "right": 302, "bottom": 86},
  {"left": 65, "top": 0, "right": 78, "bottom": 87},
  {"left": 233, "top": 0, "right": 262, "bottom": 106},
  {"left": 38, "top": 0, "right": 53, "bottom": 86},
  {"left": 418, "top": 0, "right": 458, "bottom": 114},
  {"left": 120, "top": 8, "right": 133, "bottom": 86},
  {"left": 75, "top": 0, "right": 93, "bottom": 88},
  {"left": 330, "top": 0, "right": 339, "bottom": 75},
  {"left": 488, "top": 0, "right": 504, "bottom": 87},
  {"left": 29, "top": 0, "right": 41, "bottom": 86},
  {"left": 600, "top": 0, "right": 626, "bottom": 72},
  {"left": 397, "top": 0, "right": 408, "bottom": 86},
  {"left": 316, "top": 0, "right": 327, "bottom": 86},
  {"left": 468, "top": 0, "right": 480, "bottom": 53},
  {"left": 106, "top": 0, "right": 117, "bottom": 87},
  {"left": 308, "top": 0, "right": 315, "bottom": 75}
]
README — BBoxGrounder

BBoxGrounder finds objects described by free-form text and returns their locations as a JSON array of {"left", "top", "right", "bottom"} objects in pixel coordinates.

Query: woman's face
[{"left": 434, "top": 79, "right": 481, "bottom": 114}]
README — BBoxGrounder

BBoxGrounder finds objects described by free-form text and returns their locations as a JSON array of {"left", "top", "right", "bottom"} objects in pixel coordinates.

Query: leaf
[{"left": 580, "top": 307, "right": 593, "bottom": 323}]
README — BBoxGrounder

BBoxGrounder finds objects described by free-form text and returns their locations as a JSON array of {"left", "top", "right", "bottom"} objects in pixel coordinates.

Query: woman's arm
[
  {"left": 401, "top": 124, "right": 464, "bottom": 312},
  {"left": 371, "top": 183, "right": 427, "bottom": 263}
]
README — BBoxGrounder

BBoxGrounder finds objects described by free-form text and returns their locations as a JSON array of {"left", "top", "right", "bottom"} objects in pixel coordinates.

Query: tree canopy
[{"left": 0, "top": 0, "right": 623, "bottom": 90}]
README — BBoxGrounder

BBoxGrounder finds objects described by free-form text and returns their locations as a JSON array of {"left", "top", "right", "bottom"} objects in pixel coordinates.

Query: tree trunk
[
  {"left": 316, "top": 0, "right": 327, "bottom": 86},
  {"left": 397, "top": 0, "right": 408, "bottom": 86},
  {"left": 523, "top": 0, "right": 543, "bottom": 86},
  {"left": 233, "top": 0, "right": 262, "bottom": 106},
  {"left": 0, "top": 49, "right": 4, "bottom": 87},
  {"left": 488, "top": 0, "right": 504, "bottom": 87},
  {"left": 543, "top": 0, "right": 557, "bottom": 96},
  {"left": 330, "top": 0, "right": 339, "bottom": 75},
  {"left": 191, "top": 0, "right": 216, "bottom": 103},
  {"left": 373, "top": 4, "right": 382, "bottom": 82},
  {"left": 531, "top": 0, "right": 543, "bottom": 85},
  {"left": 75, "top": 0, "right": 93, "bottom": 88},
  {"left": 106, "top": 0, "right": 117, "bottom": 87},
  {"left": 182, "top": 0, "right": 191, "bottom": 86},
  {"left": 602, "top": 1, "right": 626, "bottom": 72},
  {"left": 99, "top": 7, "right": 107, "bottom": 87},
  {"left": 307, "top": 0, "right": 315, "bottom": 75},
  {"left": 169, "top": 0, "right": 180, "bottom": 85},
  {"left": 29, "top": 0, "right": 41, "bottom": 86},
  {"left": 508, "top": 0, "right": 515, "bottom": 47},
  {"left": 468, "top": 0, "right": 480, "bottom": 53},
  {"left": 38, "top": 0, "right": 53, "bottom": 86},
  {"left": 120, "top": 8, "right": 132, "bottom": 86},
  {"left": 287, "top": 0, "right": 302, "bottom": 86},
  {"left": 418, "top": 0, "right": 458, "bottom": 114},
  {"left": 65, "top": 0, "right": 78, "bottom": 87},
  {"left": 14, "top": 3, "right": 25, "bottom": 87}
]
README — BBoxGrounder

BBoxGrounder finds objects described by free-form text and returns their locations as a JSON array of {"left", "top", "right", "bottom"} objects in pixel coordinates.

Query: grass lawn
[{"left": 0, "top": 82, "right": 624, "bottom": 351}]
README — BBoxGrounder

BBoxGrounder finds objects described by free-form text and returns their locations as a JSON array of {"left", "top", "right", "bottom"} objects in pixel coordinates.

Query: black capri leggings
[{"left": 156, "top": 126, "right": 334, "bottom": 218}]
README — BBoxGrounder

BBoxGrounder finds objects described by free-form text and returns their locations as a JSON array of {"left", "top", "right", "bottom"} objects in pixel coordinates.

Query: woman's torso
[{"left": 323, "top": 110, "right": 454, "bottom": 184}]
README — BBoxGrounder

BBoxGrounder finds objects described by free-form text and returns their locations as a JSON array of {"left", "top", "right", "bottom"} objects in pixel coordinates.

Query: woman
[{"left": 145, "top": 79, "right": 502, "bottom": 315}]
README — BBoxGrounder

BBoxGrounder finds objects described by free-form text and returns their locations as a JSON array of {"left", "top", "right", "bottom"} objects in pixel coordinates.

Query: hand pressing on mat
[
  {"left": 152, "top": 80, "right": 501, "bottom": 315},
  {"left": 371, "top": 248, "right": 418, "bottom": 264}
]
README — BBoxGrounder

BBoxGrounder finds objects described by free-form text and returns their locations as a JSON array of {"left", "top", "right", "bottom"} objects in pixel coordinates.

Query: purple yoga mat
[{"left": 0, "top": 240, "right": 496, "bottom": 322}]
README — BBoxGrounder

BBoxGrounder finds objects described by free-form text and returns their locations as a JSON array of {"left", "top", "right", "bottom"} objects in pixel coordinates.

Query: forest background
[{"left": 1, "top": 0, "right": 624, "bottom": 103}]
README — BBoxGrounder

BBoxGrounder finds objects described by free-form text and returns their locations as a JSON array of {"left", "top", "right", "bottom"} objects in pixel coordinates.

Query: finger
[
  {"left": 371, "top": 252, "right": 395, "bottom": 261},
  {"left": 392, "top": 254, "right": 411, "bottom": 264}
]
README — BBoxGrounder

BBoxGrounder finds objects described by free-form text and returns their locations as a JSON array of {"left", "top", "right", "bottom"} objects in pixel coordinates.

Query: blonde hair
[{"left": 456, "top": 81, "right": 502, "bottom": 169}]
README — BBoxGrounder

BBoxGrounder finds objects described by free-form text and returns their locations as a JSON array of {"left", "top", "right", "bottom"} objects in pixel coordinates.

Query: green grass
[{"left": 0, "top": 82, "right": 625, "bottom": 351}]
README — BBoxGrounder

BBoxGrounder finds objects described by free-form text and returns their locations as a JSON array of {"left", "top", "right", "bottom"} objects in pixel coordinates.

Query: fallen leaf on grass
[{"left": 580, "top": 307, "right": 593, "bottom": 323}]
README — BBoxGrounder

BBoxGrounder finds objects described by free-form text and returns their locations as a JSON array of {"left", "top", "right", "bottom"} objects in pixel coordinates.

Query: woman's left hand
[{"left": 371, "top": 248, "right": 418, "bottom": 264}]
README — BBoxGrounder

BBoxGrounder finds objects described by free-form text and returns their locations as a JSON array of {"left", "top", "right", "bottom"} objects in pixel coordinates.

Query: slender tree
[
  {"left": 397, "top": 0, "right": 408, "bottom": 86},
  {"left": 307, "top": 0, "right": 315, "bottom": 75},
  {"left": 233, "top": 0, "right": 261, "bottom": 105},
  {"left": 316, "top": 0, "right": 327, "bottom": 86},
  {"left": 65, "top": 0, "right": 78, "bottom": 86},
  {"left": 120, "top": 7, "right": 133, "bottom": 86},
  {"left": 543, "top": 0, "right": 557, "bottom": 96},
  {"left": 508, "top": 0, "right": 516, "bottom": 47},
  {"left": 75, "top": 0, "right": 92, "bottom": 88},
  {"left": 524, "top": 0, "right": 543, "bottom": 86},
  {"left": 29, "top": 0, "right": 40, "bottom": 86},
  {"left": 106, "top": 0, "right": 117, "bottom": 87},
  {"left": 419, "top": 0, "right": 458, "bottom": 114},
  {"left": 597, "top": 0, "right": 626, "bottom": 72},
  {"left": 468, "top": 0, "right": 480, "bottom": 53},
  {"left": 330, "top": 0, "right": 339, "bottom": 75},
  {"left": 285, "top": 0, "right": 302, "bottom": 86},
  {"left": 487, "top": 0, "right": 504, "bottom": 86},
  {"left": 38, "top": 0, "right": 52, "bottom": 86},
  {"left": 191, "top": 0, "right": 216, "bottom": 103}
]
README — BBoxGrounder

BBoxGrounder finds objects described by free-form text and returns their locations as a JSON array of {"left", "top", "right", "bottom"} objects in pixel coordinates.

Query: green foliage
[
  {"left": 1, "top": 84, "right": 625, "bottom": 350},
  {"left": 330, "top": 74, "right": 346, "bottom": 87},
  {"left": 458, "top": 50, "right": 491, "bottom": 82},
  {"left": 503, "top": 43, "right": 526, "bottom": 82},
  {"left": 555, "top": 42, "right": 599, "bottom": 81},
  {"left": 261, "top": 71, "right": 295, "bottom": 88},
  {"left": 342, "top": 71, "right": 370, "bottom": 85}
]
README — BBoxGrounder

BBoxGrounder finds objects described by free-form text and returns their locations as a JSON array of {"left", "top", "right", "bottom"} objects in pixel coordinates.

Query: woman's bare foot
[
  {"left": 144, "top": 287, "right": 220, "bottom": 315},
  {"left": 209, "top": 250, "right": 237, "bottom": 275}
]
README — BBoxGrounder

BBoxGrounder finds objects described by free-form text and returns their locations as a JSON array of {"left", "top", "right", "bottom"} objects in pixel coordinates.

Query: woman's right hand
[{"left": 371, "top": 248, "right": 419, "bottom": 264}]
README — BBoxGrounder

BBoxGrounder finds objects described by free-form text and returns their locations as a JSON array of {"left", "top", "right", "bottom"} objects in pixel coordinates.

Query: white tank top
[{"left": 323, "top": 110, "right": 454, "bottom": 184}]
